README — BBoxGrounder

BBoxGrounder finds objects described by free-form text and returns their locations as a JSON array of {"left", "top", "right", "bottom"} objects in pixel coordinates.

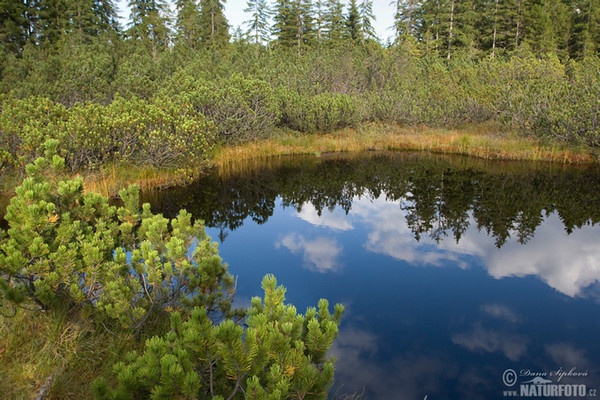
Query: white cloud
[
  {"left": 296, "top": 203, "right": 354, "bottom": 231},
  {"left": 347, "top": 194, "right": 600, "bottom": 299},
  {"left": 351, "top": 195, "right": 471, "bottom": 268},
  {"left": 545, "top": 343, "right": 590, "bottom": 371},
  {"left": 330, "top": 326, "right": 456, "bottom": 399},
  {"left": 452, "top": 324, "right": 529, "bottom": 361},
  {"left": 479, "top": 214, "right": 600, "bottom": 297},
  {"left": 276, "top": 233, "right": 342, "bottom": 273},
  {"left": 481, "top": 304, "right": 521, "bottom": 324}
]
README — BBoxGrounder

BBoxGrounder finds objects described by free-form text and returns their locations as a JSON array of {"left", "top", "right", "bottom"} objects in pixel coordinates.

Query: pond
[{"left": 142, "top": 151, "right": 600, "bottom": 399}]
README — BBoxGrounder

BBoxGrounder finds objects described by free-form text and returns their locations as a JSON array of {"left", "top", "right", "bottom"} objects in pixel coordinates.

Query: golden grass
[
  {"left": 82, "top": 163, "right": 202, "bottom": 198},
  {"left": 212, "top": 122, "right": 595, "bottom": 176},
  {"left": 0, "top": 305, "right": 137, "bottom": 399}
]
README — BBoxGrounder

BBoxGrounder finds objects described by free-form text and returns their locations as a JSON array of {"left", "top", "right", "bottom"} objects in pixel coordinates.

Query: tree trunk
[{"left": 447, "top": 0, "right": 455, "bottom": 59}]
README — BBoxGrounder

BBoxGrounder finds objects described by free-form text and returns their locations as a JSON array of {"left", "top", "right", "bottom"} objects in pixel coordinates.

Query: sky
[{"left": 116, "top": 0, "right": 397, "bottom": 43}]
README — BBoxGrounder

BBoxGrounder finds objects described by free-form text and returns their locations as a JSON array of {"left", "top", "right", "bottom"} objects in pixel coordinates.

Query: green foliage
[
  {"left": 0, "top": 142, "right": 345, "bottom": 399},
  {"left": 279, "top": 89, "right": 359, "bottom": 133},
  {"left": 0, "top": 96, "right": 67, "bottom": 166},
  {"left": 0, "top": 94, "right": 215, "bottom": 171},
  {"left": 93, "top": 274, "right": 344, "bottom": 400},
  {"left": 197, "top": 0, "right": 230, "bottom": 48},
  {"left": 0, "top": 142, "right": 235, "bottom": 333},
  {"left": 161, "top": 72, "right": 281, "bottom": 143}
]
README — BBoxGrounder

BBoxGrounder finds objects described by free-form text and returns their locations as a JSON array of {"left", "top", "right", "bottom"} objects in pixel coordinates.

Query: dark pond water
[{"left": 143, "top": 152, "right": 600, "bottom": 399}]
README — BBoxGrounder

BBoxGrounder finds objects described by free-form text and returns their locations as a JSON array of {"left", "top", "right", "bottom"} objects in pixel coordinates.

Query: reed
[
  {"left": 212, "top": 122, "right": 595, "bottom": 174},
  {"left": 82, "top": 163, "right": 202, "bottom": 197}
]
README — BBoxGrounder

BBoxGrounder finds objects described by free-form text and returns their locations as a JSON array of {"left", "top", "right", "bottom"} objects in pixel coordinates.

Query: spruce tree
[
  {"left": 323, "top": 0, "right": 345, "bottom": 42},
  {"left": 476, "top": 0, "right": 524, "bottom": 56},
  {"left": 522, "top": 0, "right": 568, "bottom": 56},
  {"left": 198, "top": 0, "right": 230, "bottom": 48},
  {"left": 359, "top": 0, "right": 377, "bottom": 41},
  {"left": 175, "top": 0, "right": 202, "bottom": 49},
  {"left": 569, "top": 0, "right": 600, "bottom": 59},
  {"left": 451, "top": 0, "right": 478, "bottom": 56},
  {"left": 392, "top": 0, "right": 421, "bottom": 40},
  {"left": 314, "top": 0, "right": 326, "bottom": 41},
  {"left": 66, "top": 0, "right": 100, "bottom": 39},
  {"left": 346, "top": 0, "right": 362, "bottom": 41},
  {"left": 0, "top": 0, "right": 30, "bottom": 54},
  {"left": 243, "top": 0, "right": 271, "bottom": 45},
  {"left": 272, "top": 0, "right": 298, "bottom": 47},
  {"left": 126, "top": 0, "right": 171, "bottom": 56},
  {"left": 299, "top": 0, "right": 316, "bottom": 45},
  {"left": 37, "top": 0, "right": 68, "bottom": 45},
  {"left": 417, "top": 0, "right": 446, "bottom": 56},
  {"left": 93, "top": 0, "right": 120, "bottom": 33}
]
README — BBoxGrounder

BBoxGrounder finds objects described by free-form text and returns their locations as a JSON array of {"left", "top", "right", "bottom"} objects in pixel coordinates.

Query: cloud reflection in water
[{"left": 303, "top": 194, "right": 600, "bottom": 299}]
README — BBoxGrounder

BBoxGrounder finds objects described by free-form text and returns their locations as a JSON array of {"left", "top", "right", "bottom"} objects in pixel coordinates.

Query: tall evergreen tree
[
  {"left": 243, "top": 0, "right": 271, "bottom": 45},
  {"left": 314, "top": 0, "right": 326, "bottom": 40},
  {"left": 272, "top": 0, "right": 298, "bottom": 46},
  {"left": 477, "top": 0, "right": 524, "bottom": 56},
  {"left": 451, "top": 0, "right": 478, "bottom": 56},
  {"left": 37, "top": 0, "right": 68, "bottom": 45},
  {"left": 126, "top": 0, "right": 171, "bottom": 56},
  {"left": 175, "top": 0, "right": 202, "bottom": 49},
  {"left": 417, "top": 0, "right": 477, "bottom": 58},
  {"left": 522, "top": 0, "right": 568, "bottom": 56},
  {"left": 93, "top": 0, "right": 120, "bottom": 33},
  {"left": 417, "top": 0, "right": 445, "bottom": 55},
  {"left": 0, "top": 0, "right": 30, "bottom": 53},
  {"left": 67, "top": 0, "right": 100, "bottom": 39},
  {"left": 323, "top": 0, "right": 345, "bottom": 42},
  {"left": 359, "top": 0, "right": 377, "bottom": 41},
  {"left": 392, "top": 0, "right": 421, "bottom": 40},
  {"left": 299, "top": 0, "right": 315, "bottom": 44},
  {"left": 346, "top": 0, "right": 362, "bottom": 41},
  {"left": 569, "top": 0, "right": 600, "bottom": 58},
  {"left": 272, "top": 0, "right": 313, "bottom": 47},
  {"left": 198, "top": 0, "right": 230, "bottom": 48}
]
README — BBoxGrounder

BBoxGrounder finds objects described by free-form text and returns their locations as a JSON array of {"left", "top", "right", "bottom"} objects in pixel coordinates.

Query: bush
[
  {"left": 0, "top": 145, "right": 344, "bottom": 398},
  {"left": 0, "top": 96, "right": 67, "bottom": 166},
  {"left": 160, "top": 72, "right": 281, "bottom": 144},
  {"left": 93, "top": 275, "right": 344, "bottom": 400},
  {"left": 0, "top": 140, "right": 236, "bottom": 332},
  {"left": 0, "top": 95, "right": 216, "bottom": 171},
  {"left": 278, "top": 89, "right": 359, "bottom": 133}
]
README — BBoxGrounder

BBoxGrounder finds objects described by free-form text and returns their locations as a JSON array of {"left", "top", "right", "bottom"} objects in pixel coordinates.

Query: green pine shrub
[
  {"left": 0, "top": 95, "right": 216, "bottom": 171},
  {"left": 0, "top": 140, "right": 237, "bottom": 333},
  {"left": 160, "top": 72, "right": 281, "bottom": 143},
  {"left": 278, "top": 89, "right": 359, "bottom": 133},
  {"left": 0, "top": 96, "right": 67, "bottom": 166},
  {"left": 93, "top": 275, "right": 344, "bottom": 400},
  {"left": 0, "top": 143, "right": 344, "bottom": 398}
]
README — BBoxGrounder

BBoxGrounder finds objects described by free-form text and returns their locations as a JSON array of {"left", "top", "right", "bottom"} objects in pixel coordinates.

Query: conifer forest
[{"left": 1, "top": 0, "right": 600, "bottom": 398}]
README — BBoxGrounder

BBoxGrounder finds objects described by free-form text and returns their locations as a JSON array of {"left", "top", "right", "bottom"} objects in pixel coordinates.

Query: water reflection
[
  {"left": 144, "top": 152, "right": 600, "bottom": 249},
  {"left": 276, "top": 233, "right": 342, "bottom": 273},
  {"left": 142, "top": 152, "right": 600, "bottom": 398}
]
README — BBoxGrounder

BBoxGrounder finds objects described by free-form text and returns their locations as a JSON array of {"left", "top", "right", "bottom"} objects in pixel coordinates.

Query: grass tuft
[{"left": 211, "top": 122, "right": 594, "bottom": 177}]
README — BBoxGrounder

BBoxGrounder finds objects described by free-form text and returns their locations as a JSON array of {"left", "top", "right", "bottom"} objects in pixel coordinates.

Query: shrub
[
  {"left": 93, "top": 275, "right": 344, "bottom": 400},
  {"left": 0, "top": 144, "right": 344, "bottom": 398},
  {"left": 160, "top": 72, "right": 281, "bottom": 144},
  {"left": 278, "top": 89, "right": 359, "bottom": 133},
  {"left": 0, "top": 140, "right": 236, "bottom": 333},
  {"left": 0, "top": 96, "right": 66, "bottom": 166},
  {"left": 0, "top": 95, "right": 216, "bottom": 171}
]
